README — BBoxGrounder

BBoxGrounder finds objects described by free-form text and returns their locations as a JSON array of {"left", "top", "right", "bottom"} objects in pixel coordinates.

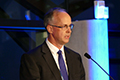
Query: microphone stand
[
  {"left": 90, "top": 58, "right": 114, "bottom": 80},
  {"left": 84, "top": 53, "right": 114, "bottom": 80}
]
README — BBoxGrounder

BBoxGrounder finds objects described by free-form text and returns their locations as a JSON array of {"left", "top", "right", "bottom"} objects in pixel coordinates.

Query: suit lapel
[
  {"left": 41, "top": 42, "right": 62, "bottom": 80},
  {"left": 64, "top": 47, "right": 73, "bottom": 80}
]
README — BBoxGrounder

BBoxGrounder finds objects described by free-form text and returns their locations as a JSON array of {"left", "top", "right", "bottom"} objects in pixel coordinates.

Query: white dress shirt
[{"left": 46, "top": 38, "right": 68, "bottom": 72}]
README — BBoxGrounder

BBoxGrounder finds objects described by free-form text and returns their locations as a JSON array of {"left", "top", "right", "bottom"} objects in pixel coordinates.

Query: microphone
[{"left": 84, "top": 53, "right": 114, "bottom": 80}]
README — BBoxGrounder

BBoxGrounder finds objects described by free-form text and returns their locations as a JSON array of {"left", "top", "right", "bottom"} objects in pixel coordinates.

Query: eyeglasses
[{"left": 49, "top": 24, "right": 74, "bottom": 30}]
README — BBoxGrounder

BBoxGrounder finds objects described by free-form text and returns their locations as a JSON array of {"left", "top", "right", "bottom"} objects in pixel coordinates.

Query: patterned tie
[{"left": 57, "top": 50, "right": 68, "bottom": 80}]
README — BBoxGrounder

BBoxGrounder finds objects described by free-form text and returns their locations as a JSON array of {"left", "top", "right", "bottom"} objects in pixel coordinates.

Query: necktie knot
[{"left": 57, "top": 50, "right": 62, "bottom": 55}]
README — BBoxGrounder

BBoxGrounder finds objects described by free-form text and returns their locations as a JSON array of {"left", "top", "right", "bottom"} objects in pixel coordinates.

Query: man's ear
[{"left": 46, "top": 25, "right": 53, "bottom": 34}]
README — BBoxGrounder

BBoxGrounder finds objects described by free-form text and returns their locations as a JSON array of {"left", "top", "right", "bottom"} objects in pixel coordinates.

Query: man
[{"left": 20, "top": 7, "right": 85, "bottom": 80}]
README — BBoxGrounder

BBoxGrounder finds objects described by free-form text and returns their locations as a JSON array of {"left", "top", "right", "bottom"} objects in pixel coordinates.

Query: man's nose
[{"left": 66, "top": 27, "right": 72, "bottom": 33}]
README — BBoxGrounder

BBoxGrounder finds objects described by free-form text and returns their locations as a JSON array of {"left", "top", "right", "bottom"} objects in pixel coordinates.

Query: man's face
[{"left": 50, "top": 12, "right": 72, "bottom": 46}]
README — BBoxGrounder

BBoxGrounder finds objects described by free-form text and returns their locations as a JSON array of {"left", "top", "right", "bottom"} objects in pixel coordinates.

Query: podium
[{"left": 66, "top": 19, "right": 109, "bottom": 80}]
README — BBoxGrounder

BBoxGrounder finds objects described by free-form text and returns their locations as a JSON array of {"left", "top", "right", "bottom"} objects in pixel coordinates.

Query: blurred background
[{"left": 0, "top": 0, "right": 120, "bottom": 80}]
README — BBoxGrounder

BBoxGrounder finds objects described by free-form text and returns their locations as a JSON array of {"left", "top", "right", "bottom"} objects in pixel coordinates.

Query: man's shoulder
[
  {"left": 24, "top": 41, "right": 47, "bottom": 55},
  {"left": 64, "top": 46, "right": 79, "bottom": 56},
  {"left": 21, "top": 41, "right": 48, "bottom": 60}
]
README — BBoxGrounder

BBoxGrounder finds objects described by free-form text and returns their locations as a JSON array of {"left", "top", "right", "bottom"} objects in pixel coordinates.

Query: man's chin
[{"left": 64, "top": 40, "right": 69, "bottom": 44}]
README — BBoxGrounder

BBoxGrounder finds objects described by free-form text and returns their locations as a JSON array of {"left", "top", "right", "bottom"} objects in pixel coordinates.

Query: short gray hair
[{"left": 44, "top": 7, "right": 66, "bottom": 28}]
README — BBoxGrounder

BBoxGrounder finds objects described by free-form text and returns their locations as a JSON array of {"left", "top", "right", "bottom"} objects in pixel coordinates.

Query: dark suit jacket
[{"left": 20, "top": 42, "right": 85, "bottom": 80}]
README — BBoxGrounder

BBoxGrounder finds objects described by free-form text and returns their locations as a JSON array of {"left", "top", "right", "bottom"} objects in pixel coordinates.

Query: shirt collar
[{"left": 46, "top": 38, "right": 64, "bottom": 54}]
